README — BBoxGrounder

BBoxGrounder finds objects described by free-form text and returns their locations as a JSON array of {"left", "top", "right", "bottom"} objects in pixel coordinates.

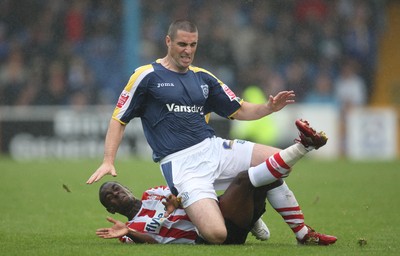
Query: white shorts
[{"left": 159, "top": 137, "right": 254, "bottom": 208}]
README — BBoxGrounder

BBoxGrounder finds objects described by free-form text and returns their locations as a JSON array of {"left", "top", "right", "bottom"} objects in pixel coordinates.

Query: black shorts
[
  {"left": 223, "top": 218, "right": 251, "bottom": 244},
  {"left": 194, "top": 219, "right": 249, "bottom": 245}
]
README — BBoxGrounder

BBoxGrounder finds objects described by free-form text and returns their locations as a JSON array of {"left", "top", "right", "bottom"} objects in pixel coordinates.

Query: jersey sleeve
[
  {"left": 199, "top": 70, "right": 242, "bottom": 119},
  {"left": 141, "top": 186, "right": 171, "bottom": 200},
  {"left": 119, "top": 236, "right": 135, "bottom": 243},
  {"left": 112, "top": 64, "right": 154, "bottom": 124}
]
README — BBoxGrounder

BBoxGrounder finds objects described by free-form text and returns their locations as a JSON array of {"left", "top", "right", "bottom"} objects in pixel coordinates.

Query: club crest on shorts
[
  {"left": 222, "top": 140, "right": 234, "bottom": 149},
  {"left": 179, "top": 192, "right": 189, "bottom": 204}
]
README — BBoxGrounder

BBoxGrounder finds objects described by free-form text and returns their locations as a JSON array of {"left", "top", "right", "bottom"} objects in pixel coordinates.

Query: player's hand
[
  {"left": 96, "top": 217, "right": 128, "bottom": 239},
  {"left": 162, "top": 195, "right": 182, "bottom": 216},
  {"left": 86, "top": 163, "right": 117, "bottom": 184},
  {"left": 267, "top": 90, "right": 295, "bottom": 112}
]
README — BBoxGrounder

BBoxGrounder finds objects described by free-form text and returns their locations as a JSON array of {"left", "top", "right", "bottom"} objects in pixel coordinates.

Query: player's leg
[
  {"left": 252, "top": 180, "right": 283, "bottom": 221},
  {"left": 218, "top": 171, "right": 256, "bottom": 230},
  {"left": 184, "top": 198, "right": 227, "bottom": 244},
  {"left": 219, "top": 171, "right": 281, "bottom": 228},
  {"left": 266, "top": 181, "right": 307, "bottom": 240},
  {"left": 219, "top": 171, "right": 271, "bottom": 244},
  {"left": 215, "top": 137, "right": 276, "bottom": 241},
  {"left": 160, "top": 139, "right": 230, "bottom": 244},
  {"left": 248, "top": 119, "right": 328, "bottom": 187},
  {"left": 266, "top": 181, "right": 337, "bottom": 245},
  {"left": 247, "top": 119, "right": 336, "bottom": 245},
  {"left": 214, "top": 138, "right": 271, "bottom": 241},
  {"left": 245, "top": 125, "right": 309, "bottom": 240},
  {"left": 218, "top": 171, "right": 283, "bottom": 244},
  {"left": 249, "top": 179, "right": 284, "bottom": 240}
]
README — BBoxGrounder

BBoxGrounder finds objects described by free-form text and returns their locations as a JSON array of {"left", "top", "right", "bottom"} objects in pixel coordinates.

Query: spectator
[
  {"left": 67, "top": 54, "right": 98, "bottom": 105},
  {"left": 284, "top": 57, "right": 312, "bottom": 102},
  {"left": 0, "top": 46, "right": 27, "bottom": 105},
  {"left": 64, "top": 0, "right": 87, "bottom": 45},
  {"left": 334, "top": 58, "right": 367, "bottom": 110},
  {"left": 341, "top": 0, "right": 378, "bottom": 100},
  {"left": 35, "top": 60, "right": 68, "bottom": 105},
  {"left": 334, "top": 57, "right": 367, "bottom": 155},
  {"left": 304, "top": 72, "right": 338, "bottom": 106},
  {"left": 0, "top": 22, "right": 9, "bottom": 61},
  {"left": 14, "top": 55, "right": 45, "bottom": 106}
]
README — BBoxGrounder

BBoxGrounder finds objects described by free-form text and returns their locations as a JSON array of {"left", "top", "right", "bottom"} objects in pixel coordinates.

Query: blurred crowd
[{"left": 0, "top": 0, "right": 386, "bottom": 110}]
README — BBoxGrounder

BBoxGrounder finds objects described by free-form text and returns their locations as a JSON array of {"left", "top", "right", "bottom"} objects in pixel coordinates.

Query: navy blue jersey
[{"left": 113, "top": 59, "right": 242, "bottom": 161}]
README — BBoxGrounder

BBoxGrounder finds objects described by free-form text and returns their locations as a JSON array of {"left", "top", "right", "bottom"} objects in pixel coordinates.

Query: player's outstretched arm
[
  {"left": 233, "top": 90, "right": 295, "bottom": 121},
  {"left": 86, "top": 162, "right": 117, "bottom": 184},
  {"left": 96, "top": 217, "right": 129, "bottom": 239},
  {"left": 96, "top": 217, "right": 158, "bottom": 244},
  {"left": 86, "top": 119, "right": 126, "bottom": 184}
]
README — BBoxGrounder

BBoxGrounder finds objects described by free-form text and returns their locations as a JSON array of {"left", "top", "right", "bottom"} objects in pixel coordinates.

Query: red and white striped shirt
[{"left": 120, "top": 186, "right": 198, "bottom": 244}]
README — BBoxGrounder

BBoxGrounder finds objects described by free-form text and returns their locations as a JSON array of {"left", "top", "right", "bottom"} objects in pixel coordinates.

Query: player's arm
[
  {"left": 96, "top": 217, "right": 158, "bottom": 244},
  {"left": 125, "top": 228, "right": 158, "bottom": 244},
  {"left": 86, "top": 119, "right": 126, "bottom": 184},
  {"left": 102, "top": 118, "right": 126, "bottom": 166},
  {"left": 232, "top": 91, "right": 295, "bottom": 121}
]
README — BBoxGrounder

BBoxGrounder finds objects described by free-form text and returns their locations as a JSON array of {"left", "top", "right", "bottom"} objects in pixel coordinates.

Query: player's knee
[
  {"left": 202, "top": 227, "right": 227, "bottom": 244},
  {"left": 235, "top": 171, "right": 252, "bottom": 187}
]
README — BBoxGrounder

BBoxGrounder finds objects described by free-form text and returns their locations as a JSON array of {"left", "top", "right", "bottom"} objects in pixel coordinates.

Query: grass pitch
[{"left": 0, "top": 156, "right": 399, "bottom": 256}]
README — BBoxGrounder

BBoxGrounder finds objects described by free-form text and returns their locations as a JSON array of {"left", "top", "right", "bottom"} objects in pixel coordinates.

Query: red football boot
[
  {"left": 297, "top": 225, "right": 337, "bottom": 245},
  {"left": 295, "top": 119, "right": 328, "bottom": 149}
]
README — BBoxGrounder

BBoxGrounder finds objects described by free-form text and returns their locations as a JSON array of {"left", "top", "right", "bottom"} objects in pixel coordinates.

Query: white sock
[
  {"left": 279, "top": 143, "right": 308, "bottom": 166},
  {"left": 248, "top": 144, "right": 310, "bottom": 187},
  {"left": 266, "top": 182, "right": 308, "bottom": 239}
]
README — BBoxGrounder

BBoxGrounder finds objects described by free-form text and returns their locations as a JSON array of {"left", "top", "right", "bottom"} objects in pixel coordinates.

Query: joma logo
[{"left": 157, "top": 83, "right": 175, "bottom": 88}]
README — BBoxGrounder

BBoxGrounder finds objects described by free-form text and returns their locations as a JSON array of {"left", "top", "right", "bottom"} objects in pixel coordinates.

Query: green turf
[{"left": 0, "top": 156, "right": 399, "bottom": 256}]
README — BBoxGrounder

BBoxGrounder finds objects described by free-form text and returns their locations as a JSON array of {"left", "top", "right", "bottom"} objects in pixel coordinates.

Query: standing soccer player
[{"left": 87, "top": 20, "right": 336, "bottom": 245}]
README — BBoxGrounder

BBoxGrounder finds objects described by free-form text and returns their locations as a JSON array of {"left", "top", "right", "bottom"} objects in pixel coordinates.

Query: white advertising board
[{"left": 346, "top": 107, "right": 398, "bottom": 160}]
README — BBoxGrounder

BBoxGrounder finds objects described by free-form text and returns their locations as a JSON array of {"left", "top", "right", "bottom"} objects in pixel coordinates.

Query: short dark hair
[
  {"left": 99, "top": 181, "right": 112, "bottom": 207},
  {"left": 167, "top": 19, "right": 198, "bottom": 40}
]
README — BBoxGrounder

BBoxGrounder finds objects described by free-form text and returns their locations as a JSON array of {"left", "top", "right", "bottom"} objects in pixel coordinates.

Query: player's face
[
  {"left": 102, "top": 183, "right": 136, "bottom": 214},
  {"left": 167, "top": 30, "right": 198, "bottom": 72}
]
